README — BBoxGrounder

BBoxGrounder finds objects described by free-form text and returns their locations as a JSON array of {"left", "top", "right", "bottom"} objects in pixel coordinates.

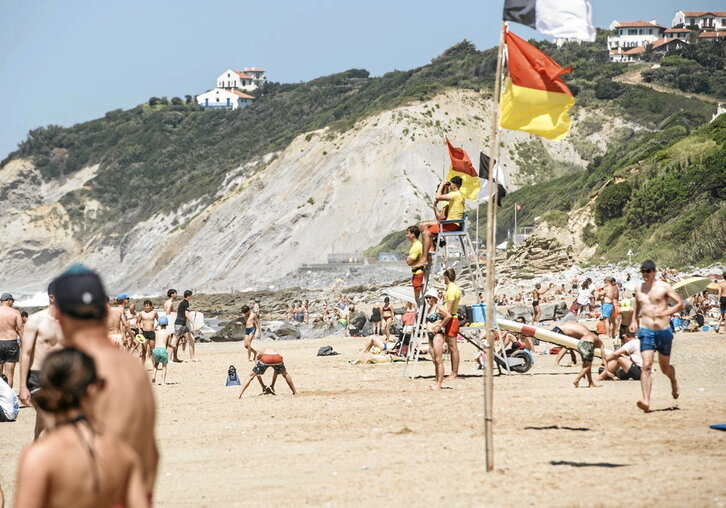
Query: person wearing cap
[
  {"left": 19, "top": 282, "right": 64, "bottom": 439},
  {"left": 630, "top": 260, "right": 683, "bottom": 412},
  {"left": 0, "top": 293, "right": 23, "bottom": 387},
  {"left": 50, "top": 265, "right": 158, "bottom": 496},
  {"left": 415, "top": 177, "right": 465, "bottom": 269},
  {"left": 151, "top": 316, "right": 171, "bottom": 385}
]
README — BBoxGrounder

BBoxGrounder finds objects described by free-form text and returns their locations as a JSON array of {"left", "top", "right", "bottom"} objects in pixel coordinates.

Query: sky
[{"left": 1, "top": 0, "right": 724, "bottom": 160}]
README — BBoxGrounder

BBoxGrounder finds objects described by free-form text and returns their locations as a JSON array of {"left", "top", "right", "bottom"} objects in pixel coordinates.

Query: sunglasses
[{"left": 640, "top": 269, "right": 652, "bottom": 273}]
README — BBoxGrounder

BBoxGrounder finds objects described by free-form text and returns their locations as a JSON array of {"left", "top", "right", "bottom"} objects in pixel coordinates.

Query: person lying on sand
[{"left": 238, "top": 349, "right": 297, "bottom": 398}]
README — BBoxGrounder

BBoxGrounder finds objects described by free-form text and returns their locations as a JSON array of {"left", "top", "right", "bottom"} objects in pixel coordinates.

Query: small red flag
[
  {"left": 516, "top": 203, "right": 522, "bottom": 211},
  {"left": 446, "top": 138, "right": 476, "bottom": 177}
]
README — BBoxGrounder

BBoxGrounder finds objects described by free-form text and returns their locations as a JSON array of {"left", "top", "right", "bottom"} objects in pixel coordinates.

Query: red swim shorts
[
  {"left": 427, "top": 223, "right": 461, "bottom": 235},
  {"left": 411, "top": 272, "right": 424, "bottom": 291},
  {"left": 445, "top": 317, "right": 460, "bottom": 338}
]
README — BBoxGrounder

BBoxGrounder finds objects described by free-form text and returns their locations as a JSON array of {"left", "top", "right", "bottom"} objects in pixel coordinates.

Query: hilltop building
[
  {"left": 610, "top": 37, "right": 688, "bottom": 63},
  {"left": 607, "top": 20, "right": 666, "bottom": 50},
  {"left": 197, "top": 67, "right": 266, "bottom": 110},
  {"left": 671, "top": 11, "right": 726, "bottom": 30}
]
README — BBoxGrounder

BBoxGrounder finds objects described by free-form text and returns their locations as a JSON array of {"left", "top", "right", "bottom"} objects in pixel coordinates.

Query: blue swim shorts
[
  {"left": 601, "top": 303, "right": 614, "bottom": 319},
  {"left": 638, "top": 327, "right": 674, "bottom": 356}
]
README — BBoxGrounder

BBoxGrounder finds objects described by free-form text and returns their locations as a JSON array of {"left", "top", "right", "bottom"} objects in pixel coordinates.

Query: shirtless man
[
  {"left": 106, "top": 296, "right": 129, "bottom": 349},
  {"left": 236, "top": 305, "right": 261, "bottom": 361},
  {"left": 164, "top": 289, "right": 183, "bottom": 362},
  {"left": 19, "top": 283, "right": 64, "bottom": 438},
  {"left": 531, "top": 283, "right": 554, "bottom": 324},
  {"left": 138, "top": 300, "right": 159, "bottom": 365},
  {"left": 717, "top": 272, "right": 726, "bottom": 334},
  {"left": 175, "top": 290, "right": 196, "bottom": 361},
  {"left": 630, "top": 260, "right": 683, "bottom": 412},
  {"left": 50, "top": 265, "right": 158, "bottom": 496},
  {"left": 597, "top": 277, "right": 620, "bottom": 340},
  {"left": 0, "top": 293, "right": 23, "bottom": 387},
  {"left": 551, "top": 321, "right": 606, "bottom": 388}
]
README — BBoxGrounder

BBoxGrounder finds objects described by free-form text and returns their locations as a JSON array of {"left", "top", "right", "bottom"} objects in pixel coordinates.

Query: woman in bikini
[
  {"left": 380, "top": 297, "right": 394, "bottom": 341},
  {"left": 14, "top": 347, "right": 148, "bottom": 508},
  {"left": 422, "top": 288, "right": 452, "bottom": 390}
]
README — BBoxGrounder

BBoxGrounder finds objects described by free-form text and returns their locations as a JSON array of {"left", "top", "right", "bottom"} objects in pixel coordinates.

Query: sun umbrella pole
[{"left": 483, "top": 21, "right": 506, "bottom": 473}]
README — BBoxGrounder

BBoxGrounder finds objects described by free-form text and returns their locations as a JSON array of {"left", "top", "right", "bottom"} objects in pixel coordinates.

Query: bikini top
[{"left": 426, "top": 312, "right": 442, "bottom": 323}]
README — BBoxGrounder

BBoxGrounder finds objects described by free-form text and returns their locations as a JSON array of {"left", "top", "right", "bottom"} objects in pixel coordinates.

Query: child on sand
[
  {"left": 14, "top": 348, "right": 147, "bottom": 508},
  {"left": 236, "top": 305, "right": 260, "bottom": 362},
  {"left": 151, "top": 317, "right": 171, "bottom": 385},
  {"left": 238, "top": 348, "right": 297, "bottom": 398}
]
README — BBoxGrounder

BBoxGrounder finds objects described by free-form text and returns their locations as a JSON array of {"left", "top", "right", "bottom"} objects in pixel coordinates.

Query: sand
[{"left": 2, "top": 330, "right": 725, "bottom": 507}]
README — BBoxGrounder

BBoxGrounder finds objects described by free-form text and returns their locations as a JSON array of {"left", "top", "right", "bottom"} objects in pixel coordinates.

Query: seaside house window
[{"left": 648, "top": 29, "right": 652, "bottom": 34}]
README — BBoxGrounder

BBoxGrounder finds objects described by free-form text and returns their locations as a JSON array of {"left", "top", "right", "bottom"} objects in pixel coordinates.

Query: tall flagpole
[{"left": 483, "top": 20, "right": 507, "bottom": 473}]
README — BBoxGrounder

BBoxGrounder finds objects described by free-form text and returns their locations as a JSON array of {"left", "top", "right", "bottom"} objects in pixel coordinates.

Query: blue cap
[
  {"left": 158, "top": 316, "right": 168, "bottom": 325},
  {"left": 116, "top": 292, "right": 129, "bottom": 302}
]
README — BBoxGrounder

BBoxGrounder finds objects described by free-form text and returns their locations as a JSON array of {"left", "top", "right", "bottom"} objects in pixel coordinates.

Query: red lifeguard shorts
[
  {"left": 411, "top": 272, "right": 424, "bottom": 291},
  {"left": 427, "top": 223, "right": 460, "bottom": 234},
  {"left": 445, "top": 317, "right": 460, "bottom": 338}
]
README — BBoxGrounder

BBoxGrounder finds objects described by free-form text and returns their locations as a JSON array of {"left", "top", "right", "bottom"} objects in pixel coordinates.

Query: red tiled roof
[
  {"left": 621, "top": 38, "right": 684, "bottom": 55},
  {"left": 613, "top": 20, "right": 665, "bottom": 29},
  {"left": 232, "top": 90, "right": 255, "bottom": 99},
  {"left": 664, "top": 28, "right": 692, "bottom": 33},
  {"left": 682, "top": 11, "right": 726, "bottom": 17},
  {"left": 234, "top": 71, "right": 253, "bottom": 79},
  {"left": 244, "top": 67, "right": 265, "bottom": 72},
  {"left": 698, "top": 31, "right": 726, "bottom": 38}
]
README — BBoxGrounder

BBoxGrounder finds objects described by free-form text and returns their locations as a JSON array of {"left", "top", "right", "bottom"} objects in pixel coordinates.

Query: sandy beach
[{"left": 2, "top": 330, "right": 725, "bottom": 507}]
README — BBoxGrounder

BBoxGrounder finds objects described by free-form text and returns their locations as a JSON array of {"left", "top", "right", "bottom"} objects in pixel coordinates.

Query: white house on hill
[
  {"left": 216, "top": 68, "right": 266, "bottom": 92},
  {"left": 196, "top": 88, "right": 254, "bottom": 110},
  {"left": 610, "top": 37, "right": 688, "bottom": 63},
  {"left": 672, "top": 11, "right": 726, "bottom": 30},
  {"left": 607, "top": 20, "right": 666, "bottom": 49}
]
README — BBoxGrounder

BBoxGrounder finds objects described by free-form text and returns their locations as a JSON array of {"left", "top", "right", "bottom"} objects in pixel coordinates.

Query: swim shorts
[
  {"left": 532, "top": 301, "right": 539, "bottom": 308},
  {"left": 601, "top": 303, "right": 614, "bottom": 319},
  {"left": 427, "top": 223, "right": 461, "bottom": 235},
  {"left": 174, "top": 324, "right": 189, "bottom": 336},
  {"left": 411, "top": 272, "right": 424, "bottom": 291},
  {"left": 445, "top": 317, "right": 460, "bottom": 338},
  {"left": 616, "top": 363, "right": 642, "bottom": 381},
  {"left": 577, "top": 340, "right": 595, "bottom": 363},
  {"left": 142, "top": 331, "right": 156, "bottom": 342},
  {"left": 245, "top": 327, "right": 257, "bottom": 336},
  {"left": 252, "top": 361, "right": 286, "bottom": 375},
  {"left": 27, "top": 369, "right": 41, "bottom": 392},
  {"left": 0, "top": 340, "right": 20, "bottom": 363},
  {"left": 720, "top": 297, "right": 726, "bottom": 314},
  {"left": 638, "top": 327, "right": 674, "bottom": 356},
  {"left": 152, "top": 347, "right": 169, "bottom": 365}
]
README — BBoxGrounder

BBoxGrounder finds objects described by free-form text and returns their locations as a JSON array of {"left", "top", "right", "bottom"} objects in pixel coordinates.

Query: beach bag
[
  {"left": 317, "top": 346, "right": 339, "bottom": 356},
  {"left": 226, "top": 365, "right": 241, "bottom": 386}
]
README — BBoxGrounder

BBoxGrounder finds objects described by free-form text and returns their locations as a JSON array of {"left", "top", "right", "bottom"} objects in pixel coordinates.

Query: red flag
[
  {"left": 516, "top": 203, "right": 522, "bottom": 210},
  {"left": 446, "top": 138, "right": 476, "bottom": 176}
]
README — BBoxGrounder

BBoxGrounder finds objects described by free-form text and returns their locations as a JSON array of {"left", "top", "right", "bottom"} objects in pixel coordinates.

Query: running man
[
  {"left": 630, "top": 260, "right": 683, "bottom": 412},
  {"left": 19, "top": 283, "right": 64, "bottom": 439},
  {"left": 174, "top": 290, "right": 196, "bottom": 362},
  {"left": 531, "top": 283, "right": 554, "bottom": 324},
  {"left": 597, "top": 276, "right": 620, "bottom": 340},
  {"left": 551, "top": 321, "right": 606, "bottom": 388},
  {"left": 138, "top": 300, "right": 159, "bottom": 365},
  {"left": 50, "top": 265, "right": 158, "bottom": 496},
  {"left": 236, "top": 305, "right": 260, "bottom": 361},
  {"left": 405, "top": 225, "right": 424, "bottom": 304},
  {"left": 0, "top": 293, "right": 23, "bottom": 387}
]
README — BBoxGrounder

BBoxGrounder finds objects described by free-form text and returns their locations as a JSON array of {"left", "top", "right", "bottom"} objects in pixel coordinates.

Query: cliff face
[{"left": 0, "top": 90, "right": 633, "bottom": 293}]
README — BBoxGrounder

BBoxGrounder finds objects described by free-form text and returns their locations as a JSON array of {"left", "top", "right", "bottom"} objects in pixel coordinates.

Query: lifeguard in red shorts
[
  {"left": 405, "top": 226, "right": 424, "bottom": 304},
  {"left": 415, "top": 176, "right": 465, "bottom": 269},
  {"left": 442, "top": 268, "right": 461, "bottom": 380}
]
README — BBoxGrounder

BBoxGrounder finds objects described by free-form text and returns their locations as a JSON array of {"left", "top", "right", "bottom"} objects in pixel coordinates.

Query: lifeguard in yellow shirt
[
  {"left": 405, "top": 226, "right": 424, "bottom": 304},
  {"left": 415, "top": 176, "right": 465, "bottom": 269}
]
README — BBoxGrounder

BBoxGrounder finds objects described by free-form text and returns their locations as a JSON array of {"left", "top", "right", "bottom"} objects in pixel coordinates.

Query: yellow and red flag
[
  {"left": 445, "top": 138, "right": 479, "bottom": 201},
  {"left": 499, "top": 31, "right": 574, "bottom": 141}
]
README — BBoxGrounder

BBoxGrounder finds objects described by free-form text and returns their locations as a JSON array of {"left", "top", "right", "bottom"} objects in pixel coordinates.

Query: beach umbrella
[
  {"left": 707, "top": 282, "right": 720, "bottom": 293},
  {"left": 672, "top": 277, "right": 713, "bottom": 299},
  {"left": 707, "top": 274, "right": 724, "bottom": 280}
]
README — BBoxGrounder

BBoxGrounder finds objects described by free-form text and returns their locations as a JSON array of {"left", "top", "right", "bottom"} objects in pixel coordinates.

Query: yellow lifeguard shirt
[
  {"left": 446, "top": 191, "right": 464, "bottom": 221},
  {"left": 409, "top": 240, "right": 422, "bottom": 265},
  {"left": 446, "top": 282, "right": 461, "bottom": 315}
]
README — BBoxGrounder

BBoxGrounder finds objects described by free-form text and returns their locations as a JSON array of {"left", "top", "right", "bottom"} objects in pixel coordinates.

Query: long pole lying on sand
[{"left": 483, "top": 21, "right": 507, "bottom": 473}]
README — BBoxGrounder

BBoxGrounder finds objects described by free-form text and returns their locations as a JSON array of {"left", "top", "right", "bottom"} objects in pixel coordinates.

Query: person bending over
[
  {"left": 238, "top": 348, "right": 297, "bottom": 397},
  {"left": 551, "top": 321, "right": 605, "bottom": 388}
]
